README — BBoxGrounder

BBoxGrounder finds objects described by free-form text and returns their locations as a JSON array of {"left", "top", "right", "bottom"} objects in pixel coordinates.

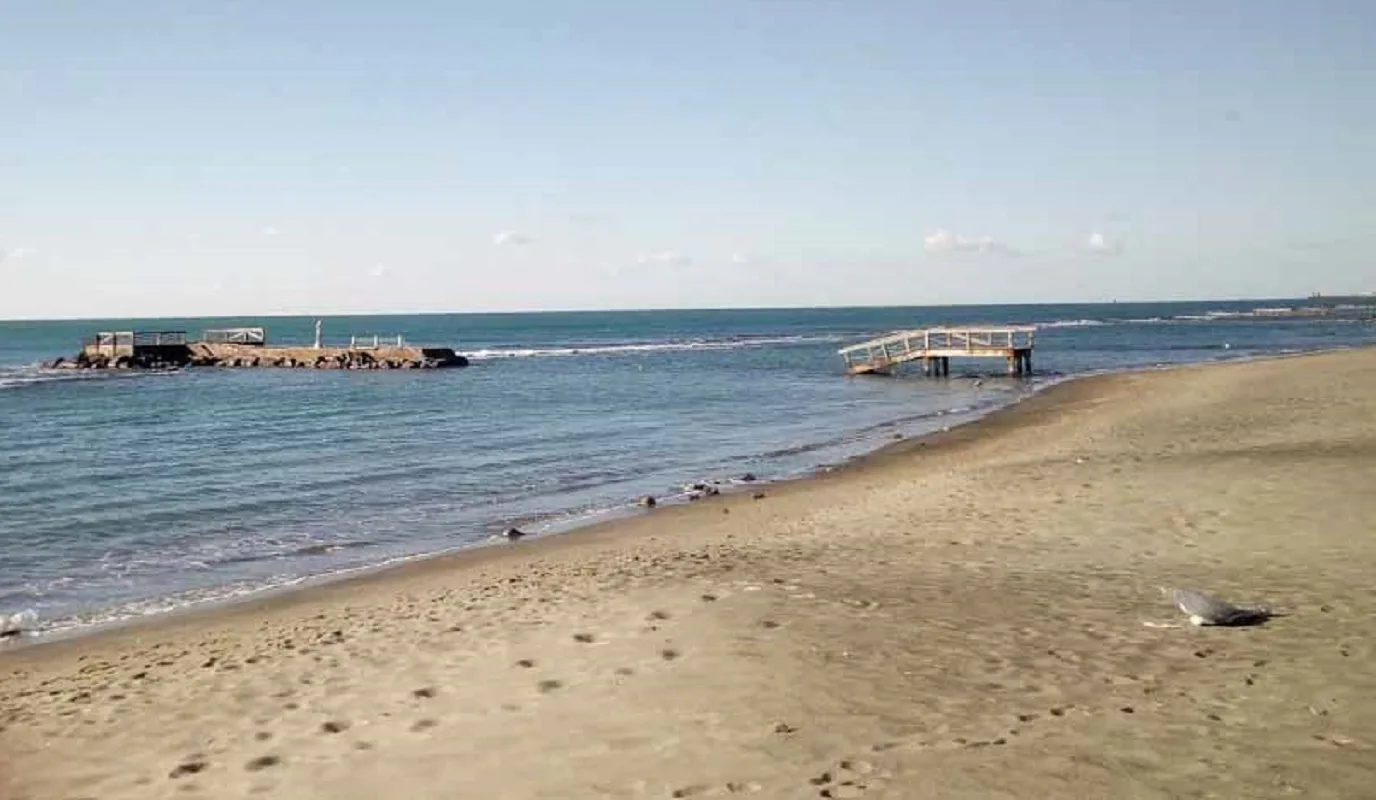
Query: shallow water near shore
[{"left": 1, "top": 302, "right": 1373, "bottom": 637}]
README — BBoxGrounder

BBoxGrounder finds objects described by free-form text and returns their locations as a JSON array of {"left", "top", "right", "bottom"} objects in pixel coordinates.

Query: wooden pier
[{"left": 838, "top": 327, "right": 1035, "bottom": 377}]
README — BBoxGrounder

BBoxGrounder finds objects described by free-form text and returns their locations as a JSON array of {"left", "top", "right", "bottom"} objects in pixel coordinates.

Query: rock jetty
[{"left": 53, "top": 341, "right": 468, "bottom": 371}]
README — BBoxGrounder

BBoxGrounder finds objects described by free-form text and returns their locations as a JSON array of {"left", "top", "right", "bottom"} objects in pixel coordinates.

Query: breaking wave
[{"left": 460, "top": 334, "right": 841, "bottom": 361}]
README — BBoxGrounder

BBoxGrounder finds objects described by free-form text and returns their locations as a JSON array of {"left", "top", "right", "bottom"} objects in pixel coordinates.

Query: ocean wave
[
  {"left": 0, "top": 609, "right": 37, "bottom": 637},
  {"left": 0, "top": 366, "right": 175, "bottom": 391},
  {"left": 211, "top": 539, "right": 378, "bottom": 566},
  {"left": 1035, "top": 319, "right": 1110, "bottom": 329},
  {"left": 460, "top": 334, "right": 841, "bottom": 360}
]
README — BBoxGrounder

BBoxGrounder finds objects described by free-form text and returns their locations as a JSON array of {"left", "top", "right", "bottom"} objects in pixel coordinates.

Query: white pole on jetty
[{"left": 314, "top": 319, "right": 323, "bottom": 349}]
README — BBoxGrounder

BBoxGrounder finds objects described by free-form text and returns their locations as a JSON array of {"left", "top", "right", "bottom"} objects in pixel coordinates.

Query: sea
[{"left": 2, "top": 302, "right": 1373, "bottom": 639}]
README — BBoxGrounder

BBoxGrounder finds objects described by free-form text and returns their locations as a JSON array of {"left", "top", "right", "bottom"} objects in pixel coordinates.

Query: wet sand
[{"left": 4, "top": 349, "right": 1376, "bottom": 799}]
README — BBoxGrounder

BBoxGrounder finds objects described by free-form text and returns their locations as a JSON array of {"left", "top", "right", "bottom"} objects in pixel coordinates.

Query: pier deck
[{"left": 838, "top": 327, "right": 1035, "bottom": 376}]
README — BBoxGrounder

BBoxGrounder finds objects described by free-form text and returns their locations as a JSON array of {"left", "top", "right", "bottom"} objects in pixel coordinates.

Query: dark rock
[
  {"left": 503, "top": 527, "right": 527, "bottom": 541},
  {"left": 740, "top": 473, "right": 757, "bottom": 482},
  {"left": 639, "top": 495, "right": 657, "bottom": 508}
]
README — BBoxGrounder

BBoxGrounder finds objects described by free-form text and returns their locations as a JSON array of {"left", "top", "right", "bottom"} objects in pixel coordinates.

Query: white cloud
[
  {"left": 637, "top": 250, "right": 692, "bottom": 267},
  {"left": 731, "top": 252, "right": 751, "bottom": 265},
  {"left": 1084, "top": 232, "right": 1123, "bottom": 255},
  {"left": 370, "top": 263, "right": 388, "bottom": 277},
  {"left": 0, "top": 246, "right": 31, "bottom": 264},
  {"left": 261, "top": 226, "right": 279, "bottom": 237},
  {"left": 923, "top": 229, "right": 1014, "bottom": 255},
  {"left": 493, "top": 230, "right": 533, "bottom": 246}
]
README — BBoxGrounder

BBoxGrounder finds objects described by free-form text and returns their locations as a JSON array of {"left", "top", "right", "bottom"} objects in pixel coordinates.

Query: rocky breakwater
[
  {"left": 52, "top": 343, "right": 469, "bottom": 371},
  {"left": 186, "top": 343, "right": 469, "bottom": 370}
]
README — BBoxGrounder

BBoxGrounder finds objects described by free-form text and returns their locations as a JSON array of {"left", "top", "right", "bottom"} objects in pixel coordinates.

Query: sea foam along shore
[{"left": 3, "top": 347, "right": 1376, "bottom": 799}]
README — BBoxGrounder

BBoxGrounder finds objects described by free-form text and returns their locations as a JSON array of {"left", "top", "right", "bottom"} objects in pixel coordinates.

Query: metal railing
[
  {"left": 202, "top": 327, "right": 266, "bottom": 345},
  {"left": 348, "top": 334, "right": 406, "bottom": 350},
  {"left": 83, "top": 330, "right": 188, "bottom": 348}
]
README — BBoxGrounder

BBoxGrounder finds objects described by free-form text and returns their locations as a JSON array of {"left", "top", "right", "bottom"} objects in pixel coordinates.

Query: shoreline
[
  {"left": 0, "top": 344, "right": 1360, "bottom": 656},
  {"left": 5, "top": 347, "right": 1376, "bottom": 798},
  {"left": 0, "top": 368, "right": 1051, "bottom": 659}
]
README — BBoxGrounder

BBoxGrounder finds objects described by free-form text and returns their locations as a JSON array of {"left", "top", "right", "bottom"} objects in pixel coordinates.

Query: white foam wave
[
  {"left": 461, "top": 335, "right": 840, "bottom": 361},
  {"left": 0, "top": 609, "right": 37, "bottom": 636},
  {"left": 1036, "top": 319, "right": 1109, "bottom": 329},
  {"left": 0, "top": 366, "right": 174, "bottom": 390}
]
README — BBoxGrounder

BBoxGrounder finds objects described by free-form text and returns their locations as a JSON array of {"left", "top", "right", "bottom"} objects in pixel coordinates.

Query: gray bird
[{"left": 1163, "top": 587, "right": 1274, "bottom": 626}]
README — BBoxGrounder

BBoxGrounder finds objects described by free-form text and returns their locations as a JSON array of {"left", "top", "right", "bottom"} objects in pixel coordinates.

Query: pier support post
[{"left": 941, "top": 357, "right": 950, "bottom": 376}]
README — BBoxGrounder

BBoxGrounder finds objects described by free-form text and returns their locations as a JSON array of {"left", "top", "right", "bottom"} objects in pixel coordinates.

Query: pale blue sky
[{"left": 1, "top": 0, "right": 1372, "bottom": 318}]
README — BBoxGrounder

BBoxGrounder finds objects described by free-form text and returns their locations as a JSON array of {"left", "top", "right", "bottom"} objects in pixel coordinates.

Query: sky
[{"left": 1, "top": 0, "right": 1373, "bottom": 319}]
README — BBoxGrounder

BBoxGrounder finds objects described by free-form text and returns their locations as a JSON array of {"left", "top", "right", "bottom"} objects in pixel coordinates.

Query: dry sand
[{"left": 3, "top": 349, "right": 1376, "bottom": 799}]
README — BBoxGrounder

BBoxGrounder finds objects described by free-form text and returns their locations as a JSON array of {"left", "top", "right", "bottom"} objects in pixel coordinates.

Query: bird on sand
[{"left": 1162, "top": 587, "right": 1275, "bottom": 626}]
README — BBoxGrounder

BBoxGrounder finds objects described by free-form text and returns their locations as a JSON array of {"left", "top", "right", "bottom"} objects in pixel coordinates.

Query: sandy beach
[{"left": 3, "top": 348, "right": 1375, "bottom": 799}]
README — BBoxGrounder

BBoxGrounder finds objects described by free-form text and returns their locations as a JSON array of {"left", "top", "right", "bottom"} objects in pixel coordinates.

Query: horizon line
[{"left": 0, "top": 294, "right": 1349, "bottom": 324}]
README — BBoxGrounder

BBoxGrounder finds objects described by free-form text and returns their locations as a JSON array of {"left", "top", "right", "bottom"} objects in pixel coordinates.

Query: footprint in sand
[
  {"left": 660, "top": 648, "right": 681, "bottom": 661},
  {"left": 647, "top": 610, "right": 671, "bottom": 621},
  {"left": 245, "top": 755, "right": 280, "bottom": 772},
  {"left": 811, "top": 759, "right": 883, "bottom": 797},
  {"left": 168, "top": 759, "right": 207, "bottom": 779},
  {"left": 573, "top": 633, "right": 597, "bottom": 644},
  {"left": 412, "top": 687, "right": 437, "bottom": 699},
  {"left": 411, "top": 719, "right": 438, "bottom": 732},
  {"left": 670, "top": 783, "right": 763, "bottom": 797},
  {"left": 538, "top": 679, "right": 563, "bottom": 693}
]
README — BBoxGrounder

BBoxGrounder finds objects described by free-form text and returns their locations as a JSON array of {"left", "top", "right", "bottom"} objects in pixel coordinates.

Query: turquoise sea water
[{"left": 1, "top": 302, "right": 1373, "bottom": 637}]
